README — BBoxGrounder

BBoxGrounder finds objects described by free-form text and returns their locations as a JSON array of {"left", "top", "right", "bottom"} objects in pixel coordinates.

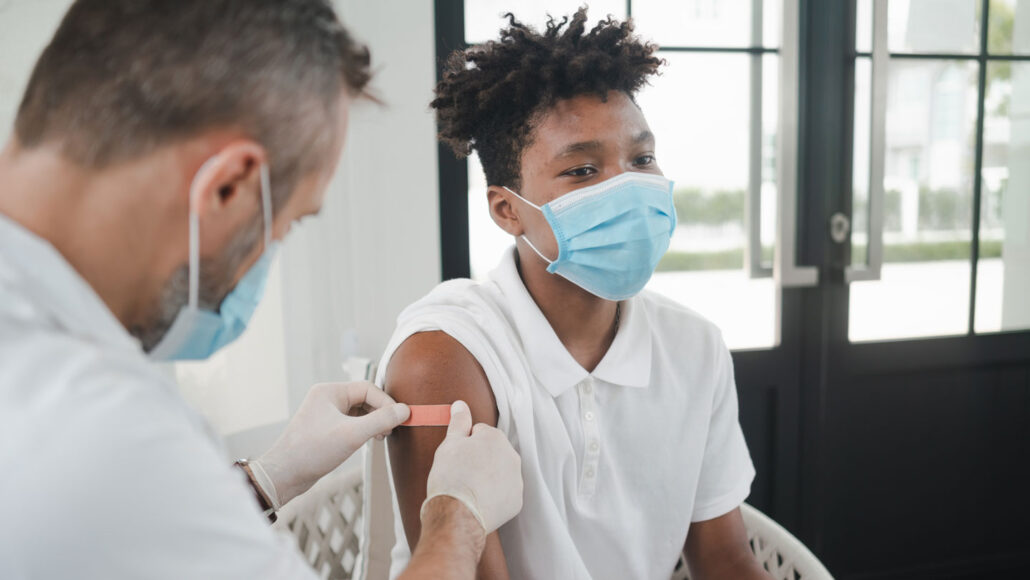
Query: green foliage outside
[
  {"left": 658, "top": 240, "right": 1001, "bottom": 273},
  {"left": 663, "top": 183, "right": 1002, "bottom": 272},
  {"left": 853, "top": 189, "right": 904, "bottom": 232},
  {"left": 677, "top": 186, "right": 990, "bottom": 233},
  {"left": 657, "top": 246, "right": 773, "bottom": 272},
  {"left": 916, "top": 188, "right": 973, "bottom": 230},
  {"left": 673, "top": 187, "right": 745, "bottom": 225},
  {"left": 986, "top": 0, "right": 1015, "bottom": 116},
  {"left": 850, "top": 239, "right": 1000, "bottom": 265}
]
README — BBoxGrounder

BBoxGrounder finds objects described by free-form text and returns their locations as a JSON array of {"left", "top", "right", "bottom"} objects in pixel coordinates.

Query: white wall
[
  {"left": 278, "top": 0, "right": 441, "bottom": 415},
  {"left": 0, "top": 1, "right": 72, "bottom": 140}
]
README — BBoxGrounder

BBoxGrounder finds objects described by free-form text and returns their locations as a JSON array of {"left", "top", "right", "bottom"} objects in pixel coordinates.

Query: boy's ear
[{"left": 487, "top": 186, "right": 525, "bottom": 237}]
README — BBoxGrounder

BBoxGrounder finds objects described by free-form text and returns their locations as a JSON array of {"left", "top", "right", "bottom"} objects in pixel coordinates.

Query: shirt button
[
  {"left": 590, "top": 441, "right": 600, "bottom": 452},
  {"left": 583, "top": 382, "right": 593, "bottom": 395},
  {"left": 585, "top": 468, "right": 595, "bottom": 478},
  {"left": 584, "top": 411, "right": 595, "bottom": 422}
]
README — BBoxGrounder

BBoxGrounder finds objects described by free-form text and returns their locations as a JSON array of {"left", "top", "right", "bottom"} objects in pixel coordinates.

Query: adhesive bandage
[{"left": 400, "top": 404, "right": 452, "bottom": 426}]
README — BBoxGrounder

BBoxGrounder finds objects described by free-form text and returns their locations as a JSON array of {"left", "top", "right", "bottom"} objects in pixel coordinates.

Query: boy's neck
[{"left": 514, "top": 248, "right": 619, "bottom": 373}]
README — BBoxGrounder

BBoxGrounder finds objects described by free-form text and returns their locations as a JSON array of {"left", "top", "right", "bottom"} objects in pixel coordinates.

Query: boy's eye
[
  {"left": 635, "top": 154, "right": 656, "bottom": 166},
  {"left": 563, "top": 166, "right": 597, "bottom": 178}
]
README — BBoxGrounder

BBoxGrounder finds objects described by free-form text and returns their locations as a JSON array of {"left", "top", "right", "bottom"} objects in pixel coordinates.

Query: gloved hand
[
  {"left": 421, "top": 401, "right": 524, "bottom": 534},
  {"left": 253, "top": 381, "right": 409, "bottom": 507}
]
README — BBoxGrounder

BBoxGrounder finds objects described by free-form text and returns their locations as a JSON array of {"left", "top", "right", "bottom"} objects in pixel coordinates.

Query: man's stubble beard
[{"left": 132, "top": 214, "right": 264, "bottom": 353}]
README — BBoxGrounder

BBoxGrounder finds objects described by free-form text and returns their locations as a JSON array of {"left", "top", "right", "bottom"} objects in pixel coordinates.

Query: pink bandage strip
[{"left": 400, "top": 404, "right": 452, "bottom": 427}]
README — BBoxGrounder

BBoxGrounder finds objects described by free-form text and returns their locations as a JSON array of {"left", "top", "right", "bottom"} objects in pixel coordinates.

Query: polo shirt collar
[
  {"left": 0, "top": 212, "right": 140, "bottom": 354},
  {"left": 488, "top": 247, "right": 652, "bottom": 397}
]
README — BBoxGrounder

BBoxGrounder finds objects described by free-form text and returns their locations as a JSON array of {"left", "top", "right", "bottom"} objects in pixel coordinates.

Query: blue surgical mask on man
[
  {"left": 504, "top": 171, "right": 677, "bottom": 301},
  {"left": 148, "top": 160, "right": 279, "bottom": 361}
]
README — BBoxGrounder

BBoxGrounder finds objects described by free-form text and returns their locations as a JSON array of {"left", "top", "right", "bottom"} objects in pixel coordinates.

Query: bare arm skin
[
  {"left": 684, "top": 508, "right": 774, "bottom": 580},
  {"left": 398, "top": 496, "right": 486, "bottom": 580},
  {"left": 385, "top": 331, "right": 510, "bottom": 580}
]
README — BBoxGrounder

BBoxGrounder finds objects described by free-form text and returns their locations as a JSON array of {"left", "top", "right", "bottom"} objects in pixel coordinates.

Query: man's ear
[
  {"left": 191, "top": 141, "right": 268, "bottom": 216},
  {"left": 487, "top": 185, "right": 524, "bottom": 236},
  {"left": 189, "top": 140, "right": 268, "bottom": 256}
]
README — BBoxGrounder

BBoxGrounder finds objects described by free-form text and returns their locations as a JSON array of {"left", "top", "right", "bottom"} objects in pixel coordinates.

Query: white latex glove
[
  {"left": 254, "top": 381, "right": 410, "bottom": 507},
  {"left": 421, "top": 401, "right": 524, "bottom": 534}
]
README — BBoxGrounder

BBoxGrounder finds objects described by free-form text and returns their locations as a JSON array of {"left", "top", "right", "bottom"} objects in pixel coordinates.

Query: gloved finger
[
  {"left": 346, "top": 403, "right": 411, "bottom": 443},
  {"left": 446, "top": 400, "right": 473, "bottom": 438},
  {"left": 334, "top": 381, "right": 396, "bottom": 413},
  {"left": 343, "top": 381, "right": 394, "bottom": 410}
]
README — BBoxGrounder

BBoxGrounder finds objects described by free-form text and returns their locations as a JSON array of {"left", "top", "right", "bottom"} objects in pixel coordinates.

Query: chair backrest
[
  {"left": 278, "top": 473, "right": 833, "bottom": 580},
  {"left": 273, "top": 468, "right": 365, "bottom": 580},
  {"left": 670, "top": 503, "right": 834, "bottom": 580}
]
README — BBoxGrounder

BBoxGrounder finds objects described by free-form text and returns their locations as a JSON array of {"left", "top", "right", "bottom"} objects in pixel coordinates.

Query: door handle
[
  {"left": 846, "top": 0, "right": 887, "bottom": 283},
  {"left": 831, "top": 213, "right": 852, "bottom": 244}
]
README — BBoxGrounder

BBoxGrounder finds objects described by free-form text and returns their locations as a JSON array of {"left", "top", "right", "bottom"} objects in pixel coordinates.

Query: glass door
[
  {"left": 808, "top": 1, "right": 1030, "bottom": 577},
  {"left": 848, "top": 0, "right": 1030, "bottom": 341}
]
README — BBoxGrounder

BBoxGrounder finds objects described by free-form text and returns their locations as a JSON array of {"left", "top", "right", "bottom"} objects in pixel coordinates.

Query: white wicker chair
[
  {"left": 670, "top": 503, "right": 833, "bottom": 580},
  {"left": 278, "top": 473, "right": 832, "bottom": 580},
  {"left": 273, "top": 468, "right": 365, "bottom": 580}
]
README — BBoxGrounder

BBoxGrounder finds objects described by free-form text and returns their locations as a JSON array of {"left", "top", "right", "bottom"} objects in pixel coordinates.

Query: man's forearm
[{"left": 398, "top": 497, "right": 486, "bottom": 580}]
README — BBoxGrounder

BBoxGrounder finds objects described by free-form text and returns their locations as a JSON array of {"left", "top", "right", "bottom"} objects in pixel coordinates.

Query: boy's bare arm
[{"left": 385, "top": 331, "right": 510, "bottom": 580}]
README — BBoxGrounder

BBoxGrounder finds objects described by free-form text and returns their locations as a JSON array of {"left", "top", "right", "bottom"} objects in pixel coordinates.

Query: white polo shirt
[
  {"left": 0, "top": 213, "right": 315, "bottom": 579},
  {"left": 379, "top": 247, "right": 755, "bottom": 580}
]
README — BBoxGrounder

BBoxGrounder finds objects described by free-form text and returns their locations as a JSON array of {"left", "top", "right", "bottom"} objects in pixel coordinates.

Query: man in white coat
[{"left": 0, "top": 1, "right": 522, "bottom": 578}]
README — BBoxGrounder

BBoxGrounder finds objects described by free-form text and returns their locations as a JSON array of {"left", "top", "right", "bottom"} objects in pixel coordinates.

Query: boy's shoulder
[{"left": 399, "top": 276, "right": 507, "bottom": 321}]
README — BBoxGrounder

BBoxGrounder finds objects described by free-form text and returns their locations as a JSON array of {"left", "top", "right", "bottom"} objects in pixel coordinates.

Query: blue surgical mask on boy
[
  {"left": 149, "top": 161, "right": 279, "bottom": 361},
  {"left": 504, "top": 171, "right": 677, "bottom": 301}
]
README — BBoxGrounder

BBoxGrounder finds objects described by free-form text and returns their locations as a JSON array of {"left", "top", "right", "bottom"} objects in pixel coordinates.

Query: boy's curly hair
[{"left": 431, "top": 7, "right": 663, "bottom": 189}]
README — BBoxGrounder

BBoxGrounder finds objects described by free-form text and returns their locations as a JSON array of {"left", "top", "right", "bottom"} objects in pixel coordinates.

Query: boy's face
[{"left": 489, "top": 90, "right": 664, "bottom": 261}]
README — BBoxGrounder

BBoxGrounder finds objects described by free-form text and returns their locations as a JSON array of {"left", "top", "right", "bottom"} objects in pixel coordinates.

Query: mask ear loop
[
  {"left": 259, "top": 164, "right": 273, "bottom": 249},
  {"left": 502, "top": 186, "right": 555, "bottom": 265},
  {"left": 188, "top": 158, "right": 220, "bottom": 310}
]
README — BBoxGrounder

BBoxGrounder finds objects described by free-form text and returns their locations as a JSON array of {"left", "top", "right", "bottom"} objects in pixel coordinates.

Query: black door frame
[{"left": 434, "top": 0, "right": 471, "bottom": 283}]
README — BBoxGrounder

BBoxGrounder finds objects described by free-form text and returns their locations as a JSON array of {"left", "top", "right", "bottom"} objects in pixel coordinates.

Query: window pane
[
  {"left": 467, "top": 152, "right": 513, "bottom": 280},
  {"left": 760, "top": 53, "right": 780, "bottom": 272},
  {"left": 988, "top": 0, "right": 1030, "bottom": 55},
  {"left": 849, "top": 60, "right": 979, "bottom": 342},
  {"left": 888, "top": 0, "right": 981, "bottom": 54},
  {"left": 632, "top": 0, "right": 780, "bottom": 48},
  {"left": 764, "top": 0, "right": 783, "bottom": 49},
  {"left": 856, "top": 0, "right": 873, "bottom": 53},
  {"left": 637, "top": 53, "right": 778, "bottom": 350},
  {"left": 464, "top": 0, "right": 627, "bottom": 44},
  {"left": 975, "top": 62, "right": 1030, "bottom": 332},
  {"left": 852, "top": 57, "right": 873, "bottom": 267}
]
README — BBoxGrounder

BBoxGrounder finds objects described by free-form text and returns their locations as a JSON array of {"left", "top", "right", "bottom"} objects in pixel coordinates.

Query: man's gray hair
[{"left": 14, "top": 0, "right": 372, "bottom": 210}]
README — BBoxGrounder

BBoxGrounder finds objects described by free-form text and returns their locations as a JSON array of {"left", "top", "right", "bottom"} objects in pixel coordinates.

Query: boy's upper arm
[{"left": 384, "top": 330, "right": 508, "bottom": 579}]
